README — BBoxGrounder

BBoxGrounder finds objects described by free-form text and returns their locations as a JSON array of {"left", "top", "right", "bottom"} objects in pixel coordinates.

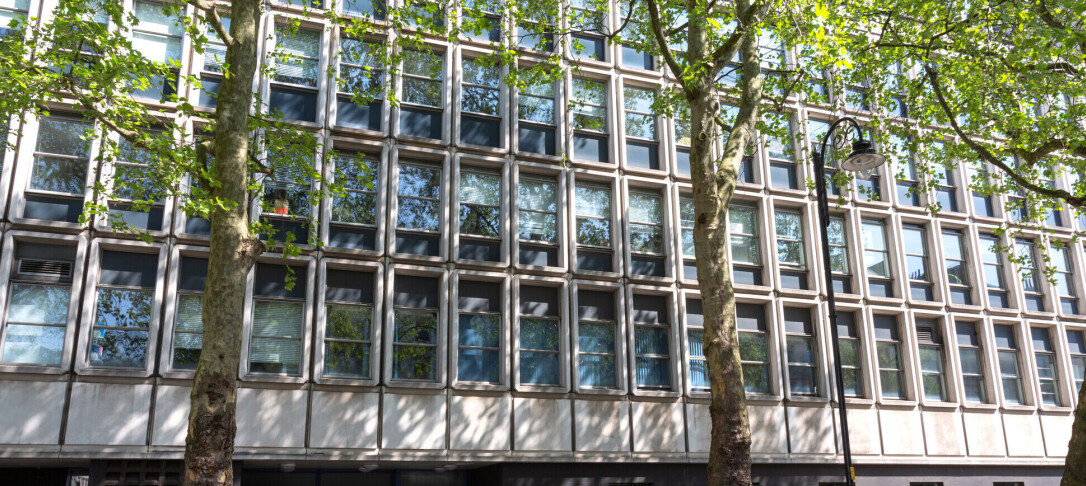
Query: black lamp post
[{"left": 812, "top": 117, "right": 886, "bottom": 486}]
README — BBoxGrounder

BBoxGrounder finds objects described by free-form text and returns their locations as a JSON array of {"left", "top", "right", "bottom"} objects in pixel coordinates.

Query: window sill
[
  {"left": 1001, "top": 403, "right": 1038, "bottom": 413},
  {"left": 960, "top": 402, "right": 1000, "bottom": 411},
  {"left": 766, "top": 187, "right": 809, "bottom": 199},
  {"left": 786, "top": 395, "right": 830, "bottom": 404},
  {"left": 988, "top": 306, "right": 1021, "bottom": 316},
  {"left": 0, "top": 363, "right": 69, "bottom": 375},
  {"left": 778, "top": 287, "right": 819, "bottom": 299},
  {"left": 623, "top": 165, "right": 669, "bottom": 178},
  {"left": 1038, "top": 404, "right": 1074, "bottom": 414},
  {"left": 733, "top": 283, "right": 773, "bottom": 294},
  {"left": 832, "top": 292, "right": 864, "bottom": 302},
  {"left": 906, "top": 298, "right": 945, "bottom": 309},
  {"left": 566, "top": 55, "right": 613, "bottom": 71},
  {"left": 893, "top": 204, "right": 929, "bottom": 214},
  {"left": 392, "top": 131, "right": 446, "bottom": 147},
  {"left": 946, "top": 302, "right": 984, "bottom": 313},
  {"left": 452, "top": 381, "right": 510, "bottom": 392},
  {"left": 322, "top": 244, "right": 383, "bottom": 259},
  {"left": 918, "top": 400, "right": 959, "bottom": 410},
  {"left": 455, "top": 139, "right": 508, "bottom": 155},
  {"left": 314, "top": 376, "right": 380, "bottom": 387},
  {"left": 746, "top": 394, "right": 784, "bottom": 404},
  {"left": 735, "top": 182, "right": 765, "bottom": 193},
  {"left": 972, "top": 214, "right": 1005, "bottom": 224},
  {"left": 843, "top": 397, "right": 876, "bottom": 407},
  {"left": 389, "top": 251, "right": 446, "bottom": 264},
  {"left": 75, "top": 367, "right": 153, "bottom": 379},
  {"left": 9, "top": 216, "right": 86, "bottom": 232},
  {"left": 854, "top": 199, "right": 893, "bottom": 210},
  {"left": 627, "top": 272, "right": 675, "bottom": 286},
  {"left": 330, "top": 123, "right": 387, "bottom": 138},
  {"left": 631, "top": 389, "right": 681, "bottom": 399},
  {"left": 514, "top": 262, "right": 567, "bottom": 276},
  {"left": 867, "top": 295, "right": 905, "bottom": 306},
  {"left": 513, "top": 383, "right": 570, "bottom": 394},
  {"left": 386, "top": 380, "right": 446, "bottom": 390},
  {"left": 574, "top": 386, "right": 627, "bottom": 396},
  {"left": 568, "top": 158, "right": 617, "bottom": 171},
  {"left": 452, "top": 255, "right": 510, "bottom": 269},
  {"left": 160, "top": 369, "right": 196, "bottom": 380},
  {"left": 570, "top": 268, "right": 622, "bottom": 281},
  {"left": 1022, "top": 307, "right": 1057, "bottom": 318},
  {"left": 239, "top": 373, "right": 307, "bottom": 385}
]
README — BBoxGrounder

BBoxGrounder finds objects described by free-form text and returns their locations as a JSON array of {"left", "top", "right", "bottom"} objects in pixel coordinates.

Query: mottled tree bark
[
  {"left": 182, "top": 0, "right": 263, "bottom": 484},
  {"left": 683, "top": 4, "right": 764, "bottom": 485},
  {"left": 1064, "top": 383, "right": 1086, "bottom": 485}
]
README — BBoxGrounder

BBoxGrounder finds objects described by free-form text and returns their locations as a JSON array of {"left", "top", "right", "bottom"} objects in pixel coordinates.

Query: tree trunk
[
  {"left": 183, "top": 0, "right": 264, "bottom": 484},
  {"left": 686, "top": 11, "right": 763, "bottom": 486},
  {"left": 1064, "top": 383, "right": 1086, "bottom": 485}
]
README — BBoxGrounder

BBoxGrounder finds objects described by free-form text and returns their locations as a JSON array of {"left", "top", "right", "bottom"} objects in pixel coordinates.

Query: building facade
[{"left": 0, "top": 0, "right": 1080, "bottom": 484}]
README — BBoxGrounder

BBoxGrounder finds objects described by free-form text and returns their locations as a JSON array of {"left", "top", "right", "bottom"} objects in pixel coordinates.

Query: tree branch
[
  {"left": 923, "top": 64, "right": 1086, "bottom": 208},
  {"left": 185, "top": 0, "right": 234, "bottom": 47},
  {"left": 644, "top": 0, "right": 686, "bottom": 93},
  {"left": 604, "top": 0, "right": 639, "bottom": 42},
  {"left": 707, "top": 0, "right": 772, "bottom": 75}
]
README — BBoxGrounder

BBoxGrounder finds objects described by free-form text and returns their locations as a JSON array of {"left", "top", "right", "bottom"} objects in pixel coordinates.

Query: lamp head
[{"left": 841, "top": 138, "right": 886, "bottom": 176}]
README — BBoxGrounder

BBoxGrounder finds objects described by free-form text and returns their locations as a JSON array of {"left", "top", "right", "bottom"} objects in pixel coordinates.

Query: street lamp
[{"left": 812, "top": 117, "right": 886, "bottom": 486}]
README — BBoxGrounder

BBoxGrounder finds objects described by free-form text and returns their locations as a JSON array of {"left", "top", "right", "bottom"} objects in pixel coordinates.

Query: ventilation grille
[
  {"left": 17, "top": 258, "right": 72, "bottom": 278},
  {"left": 916, "top": 325, "right": 938, "bottom": 345}
]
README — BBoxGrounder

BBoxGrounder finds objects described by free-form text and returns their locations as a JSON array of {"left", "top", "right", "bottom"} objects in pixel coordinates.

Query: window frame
[
  {"left": 940, "top": 225, "right": 978, "bottom": 308},
  {"left": 450, "top": 270, "right": 510, "bottom": 390},
  {"left": 512, "top": 60, "right": 563, "bottom": 159},
  {"left": 626, "top": 285, "right": 681, "bottom": 397},
  {"left": 762, "top": 112, "right": 802, "bottom": 193},
  {"left": 770, "top": 204, "right": 812, "bottom": 293},
  {"left": 263, "top": 16, "right": 329, "bottom": 125},
  {"left": 0, "top": 231, "right": 88, "bottom": 374},
  {"left": 900, "top": 220, "right": 936, "bottom": 303},
  {"left": 383, "top": 263, "right": 448, "bottom": 389},
  {"left": 75, "top": 238, "right": 167, "bottom": 377},
  {"left": 238, "top": 255, "right": 316, "bottom": 383},
  {"left": 979, "top": 233, "right": 1015, "bottom": 311},
  {"left": 871, "top": 313, "right": 910, "bottom": 402},
  {"left": 11, "top": 114, "right": 101, "bottom": 229},
  {"left": 826, "top": 212, "right": 858, "bottom": 296},
  {"left": 1066, "top": 327, "right": 1086, "bottom": 402},
  {"left": 451, "top": 153, "right": 509, "bottom": 267},
  {"left": 728, "top": 199, "right": 768, "bottom": 288},
  {"left": 312, "top": 258, "right": 384, "bottom": 386},
  {"left": 126, "top": 0, "right": 190, "bottom": 104},
  {"left": 1016, "top": 238, "right": 1050, "bottom": 313},
  {"left": 394, "top": 46, "right": 451, "bottom": 143},
  {"left": 911, "top": 313, "right": 954, "bottom": 405},
  {"left": 455, "top": 48, "right": 508, "bottom": 150},
  {"left": 568, "top": 73, "right": 615, "bottom": 166},
  {"left": 992, "top": 321, "right": 1033, "bottom": 408},
  {"left": 618, "top": 82, "right": 665, "bottom": 174},
  {"left": 778, "top": 302, "right": 827, "bottom": 401},
  {"left": 158, "top": 244, "right": 210, "bottom": 378},
  {"left": 251, "top": 134, "right": 323, "bottom": 247},
  {"left": 569, "top": 170, "right": 622, "bottom": 277},
  {"left": 512, "top": 275, "right": 569, "bottom": 392},
  {"left": 93, "top": 128, "right": 176, "bottom": 237},
  {"left": 1028, "top": 325, "right": 1072, "bottom": 410},
  {"left": 1051, "top": 243, "right": 1082, "bottom": 316},
  {"left": 512, "top": 161, "right": 568, "bottom": 273},
  {"left": 320, "top": 139, "right": 387, "bottom": 255},
  {"left": 388, "top": 146, "right": 450, "bottom": 262},
  {"left": 623, "top": 176, "right": 673, "bottom": 282},
  {"left": 331, "top": 33, "right": 389, "bottom": 133},
  {"left": 674, "top": 185, "right": 698, "bottom": 285},
  {"left": 951, "top": 318, "right": 994, "bottom": 407},
  {"left": 860, "top": 217, "right": 899, "bottom": 300},
  {"left": 571, "top": 279, "right": 628, "bottom": 395}
]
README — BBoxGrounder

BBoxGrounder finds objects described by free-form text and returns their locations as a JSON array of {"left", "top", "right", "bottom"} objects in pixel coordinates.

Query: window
[
  {"left": 623, "top": 86, "right": 659, "bottom": 170},
  {"left": 686, "top": 298, "right": 708, "bottom": 393},
  {"left": 270, "top": 24, "right": 322, "bottom": 122},
  {"left": 837, "top": 312, "right": 863, "bottom": 398},
  {"left": 400, "top": 50, "right": 444, "bottom": 139},
  {"left": 0, "top": 0, "right": 29, "bottom": 38},
  {"left": 395, "top": 162, "right": 442, "bottom": 256},
  {"left": 774, "top": 210, "right": 807, "bottom": 290},
  {"left": 89, "top": 251, "right": 158, "bottom": 368},
  {"left": 518, "top": 79, "right": 557, "bottom": 155},
  {"left": 784, "top": 307, "right": 818, "bottom": 396},
  {"left": 931, "top": 142, "right": 959, "bottom": 212},
  {"left": 679, "top": 197, "right": 696, "bottom": 280},
  {"left": 342, "top": 0, "right": 386, "bottom": 18},
  {"left": 766, "top": 114, "right": 797, "bottom": 190},
  {"left": 1042, "top": 178, "right": 1064, "bottom": 227},
  {"left": 729, "top": 204, "right": 763, "bottom": 285},
  {"left": 108, "top": 131, "right": 168, "bottom": 231},
  {"left": 197, "top": 14, "right": 229, "bottom": 107},
  {"left": 1067, "top": 329, "right": 1085, "bottom": 393},
  {"left": 516, "top": 12, "right": 554, "bottom": 51},
  {"left": 462, "top": 0, "right": 502, "bottom": 42},
  {"left": 721, "top": 104, "right": 755, "bottom": 183},
  {"left": 0, "top": 242, "right": 77, "bottom": 366},
  {"left": 617, "top": 3, "right": 652, "bottom": 70},
  {"left": 902, "top": 224, "right": 933, "bottom": 301},
  {"left": 460, "top": 57, "right": 502, "bottom": 147},
  {"left": 884, "top": 61, "right": 908, "bottom": 117},
  {"left": 574, "top": 182, "right": 613, "bottom": 272},
  {"left": 248, "top": 264, "right": 305, "bottom": 376},
  {"left": 458, "top": 168, "right": 502, "bottom": 261},
  {"left": 674, "top": 110, "right": 691, "bottom": 176},
  {"left": 1054, "top": 245, "right": 1079, "bottom": 314},
  {"left": 323, "top": 269, "right": 376, "bottom": 379},
  {"left": 968, "top": 161, "right": 996, "bottom": 217},
  {"left": 844, "top": 76, "right": 870, "bottom": 111},
  {"left": 957, "top": 322, "right": 989, "bottom": 403},
  {"left": 260, "top": 150, "right": 312, "bottom": 244},
  {"left": 994, "top": 324, "right": 1024, "bottom": 404},
  {"left": 456, "top": 280, "right": 501, "bottom": 384},
  {"left": 915, "top": 319, "right": 947, "bottom": 401},
  {"left": 942, "top": 229, "right": 973, "bottom": 305},
  {"left": 628, "top": 191, "right": 665, "bottom": 277},
  {"left": 632, "top": 294, "right": 671, "bottom": 390},
  {"left": 568, "top": 0, "right": 605, "bottom": 61},
  {"left": 827, "top": 216, "right": 852, "bottom": 293},
  {"left": 577, "top": 289, "right": 619, "bottom": 389},
  {"left": 874, "top": 315, "right": 905, "bottom": 399},
  {"left": 980, "top": 235, "right": 1010, "bottom": 308},
  {"left": 25, "top": 116, "right": 92, "bottom": 223},
  {"left": 1032, "top": 328, "right": 1062, "bottom": 405},
  {"left": 808, "top": 119, "right": 842, "bottom": 196},
  {"left": 759, "top": 31, "right": 785, "bottom": 96},
  {"left": 890, "top": 135, "right": 919, "bottom": 207},
  {"left": 738, "top": 303, "right": 770, "bottom": 394},
  {"left": 171, "top": 257, "right": 207, "bottom": 370},
  {"left": 517, "top": 175, "right": 559, "bottom": 266},
  {"left": 337, "top": 38, "right": 384, "bottom": 131},
  {"left": 329, "top": 151, "right": 379, "bottom": 250},
  {"left": 571, "top": 78, "right": 609, "bottom": 162},
  {"left": 392, "top": 275, "right": 440, "bottom": 382},
  {"left": 131, "top": 1, "right": 182, "bottom": 101},
  {"left": 519, "top": 285, "right": 561, "bottom": 386},
  {"left": 862, "top": 220, "right": 894, "bottom": 297},
  {"left": 1017, "top": 239, "right": 1045, "bottom": 311}
]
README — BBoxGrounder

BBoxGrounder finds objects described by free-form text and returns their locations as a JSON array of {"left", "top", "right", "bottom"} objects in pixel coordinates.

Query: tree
[{"left": 835, "top": 1, "right": 1084, "bottom": 483}]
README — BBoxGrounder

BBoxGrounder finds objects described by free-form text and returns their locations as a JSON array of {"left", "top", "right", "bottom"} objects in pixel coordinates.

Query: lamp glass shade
[{"left": 840, "top": 139, "right": 886, "bottom": 173}]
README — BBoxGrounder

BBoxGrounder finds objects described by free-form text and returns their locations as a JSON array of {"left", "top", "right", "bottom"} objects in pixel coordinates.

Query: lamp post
[{"left": 812, "top": 117, "right": 886, "bottom": 486}]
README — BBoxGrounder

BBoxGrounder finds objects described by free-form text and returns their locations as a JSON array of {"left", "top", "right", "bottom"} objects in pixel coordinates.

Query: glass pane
[
  {"left": 744, "top": 363, "right": 770, "bottom": 393},
  {"left": 519, "top": 94, "right": 555, "bottom": 124},
  {"left": 335, "top": 156, "right": 378, "bottom": 191},
  {"left": 518, "top": 211, "right": 557, "bottom": 243},
  {"left": 634, "top": 325, "right": 669, "bottom": 356},
  {"left": 249, "top": 336, "right": 301, "bottom": 375},
  {"left": 95, "top": 289, "right": 153, "bottom": 329},
  {"left": 172, "top": 332, "right": 202, "bottom": 370},
  {"left": 842, "top": 367, "right": 861, "bottom": 397},
  {"left": 252, "top": 300, "right": 303, "bottom": 338},
  {"left": 460, "top": 171, "right": 500, "bottom": 206},
  {"left": 397, "top": 197, "right": 440, "bottom": 231},
  {"left": 394, "top": 311, "right": 437, "bottom": 344},
  {"left": 324, "top": 341, "right": 371, "bottom": 378},
  {"left": 578, "top": 353, "right": 615, "bottom": 387},
  {"left": 520, "top": 350, "right": 559, "bottom": 385},
  {"left": 31, "top": 156, "right": 88, "bottom": 194},
  {"left": 962, "top": 375, "right": 987, "bottom": 403},
  {"left": 624, "top": 113, "right": 655, "bottom": 139},
  {"left": 786, "top": 335, "right": 814, "bottom": 364},
  {"left": 880, "top": 370, "right": 905, "bottom": 399},
  {"left": 918, "top": 345, "right": 944, "bottom": 373},
  {"left": 519, "top": 179, "right": 557, "bottom": 212},
  {"left": 326, "top": 304, "right": 372, "bottom": 340},
  {"left": 1036, "top": 353, "right": 1057, "bottom": 379},
  {"left": 788, "top": 365, "right": 817, "bottom": 394},
  {"left": 462, "top": 85, "right": 500, "bottom": 115},
  {"left": 89, "top": 329, "right": 149, "bottom": 367},
  {"left": 1, "top": 324, "right": 65, "bottom": 365},
  {"left": 739, "top": 332, "right": 768, "bottom": 362},
  {"left": 959, "top": 348, "right": 982, "bottom": 374},
  {"left": 402, "top": 77, "right": 442, "bottom": 106},
  {"left": 7, "top": 283, "right": 70, "bottom": 325},
  {"left": 133, "top": 32, "right": 181, "bottom": 64},
  {"left": 578, "top": 321, "right": 615, "bottom": 353},
  {"left": 458, "top": 348, "right": 499, "bottom": 383},
  {"left": 333, "top": 191, "right": 378, "bottom": 225},
  {"left": 459, "top": 204, "right": 500, "bottom": 237},
  {"left": 730, "top": 235, "right": 761, "bottom": 265},
  {"left": 829, "top": 247, "right": 849, "bottom": 274},
  {"left": 339, "top": 64, "right": 382, "bottom": 95},
  {"left": 576, "top": 185, "right": 611, "bottom": 219},
  {"left": 864, "top": 251, "right": 890, "bottom": 278},
  {"left": 629, "top": 223, "right": 662, "bottom": 253},
  {"left": 729, "top": 206, "right": 757, "bottom": 235},
  {"left": 35, "top": 117, "right": 91, "bottom": 157},
  {"left": 572, "top": 78, "right": 606, "bottom": 106},
  {"left": 520, "top": 318, "right": 559, "bottom": 351},
  {"left": 263, "top": 181, "right": 310, "bottom": 217},
  {"left": 689, "top": 359, "right": 710, "bottom": 390},
  {"left": 462, "top": 58, "right": 499, "bottom": 87},
  {"left": 458, "top": 314, "right": 499, "bottom": 348},
  {"left": 862, "top": 223, "right": 887, "bottom": 251},
  {"left": 629, "top": 193, "right": 661, "bottom": 223},
  {"left": 398, "top": 165, "right": 442, "bottom": 198},
  {"left": 636, "top": 356, "right": 670, "bottom": 387},
  {"left": 174, "top": 294, "right": 203, "bottom": 333},
  {"left": 393, "top": 345, "right": 436, "bottom": 380}
]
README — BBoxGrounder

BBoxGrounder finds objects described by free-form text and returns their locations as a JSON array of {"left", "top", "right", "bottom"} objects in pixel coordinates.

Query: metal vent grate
[
  {"left": 916, "top": 325, "right": 937, "bottom": 344},
  {"left": 17, "top": 258, "right": 72, "bottom": 278}
]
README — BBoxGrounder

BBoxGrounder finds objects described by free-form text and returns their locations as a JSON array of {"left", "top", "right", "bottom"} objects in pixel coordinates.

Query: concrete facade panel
[
  {"left": 382, "top": 392, "right": 446, "bottom": 450},
  {"left": 151, "top": 385, "right": 191, "bottom": 446},
  {"left": 631, "top": 401, "right": 684, "bottom": 453},
  {"left": 65, "top": 382, "right": 151, "bottom": 446},
  {"left": 685, "top": 403, "right": 709, "bottom": 453},
  {"left": 749, "top": 404, "right": 788, "bottom": 454},
  {"left": 962, "top": 410, "right": 1007, "bottom": 456},
  {"left": 1041, "top": 413, "right": 1073, "bottom": 457},
  {"left": 574, "top": 399, "right": 629, "bottom": 452},
  {"left": 787, "top": 406, "right": 835, "bottom": 454},
  {"left": 1004, "top": 412, "right": 1045, "bottom": 457},
  {"left": 309, "top": 390, "right": 379, "bottom": 450},
  {"left": 921, "top": 410, "right": 965, "bottom": 456},
  {"left": 513, "top": 397, "right": 571, "bottom": 451},
  {"left": 450, "top": 395, "right": 510, "bottom": 451},
  {"left": 0, "top": 380, "right": 65, "bottom": 445},
  {"left": 234, "top": 387, "right": 307, "bottom": 448},
  {"left": 845, "top": 407, "right": 881, "bottom": 455},
  {"left": 879, "top": 409, "right": 925, "bottom": 456}
]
